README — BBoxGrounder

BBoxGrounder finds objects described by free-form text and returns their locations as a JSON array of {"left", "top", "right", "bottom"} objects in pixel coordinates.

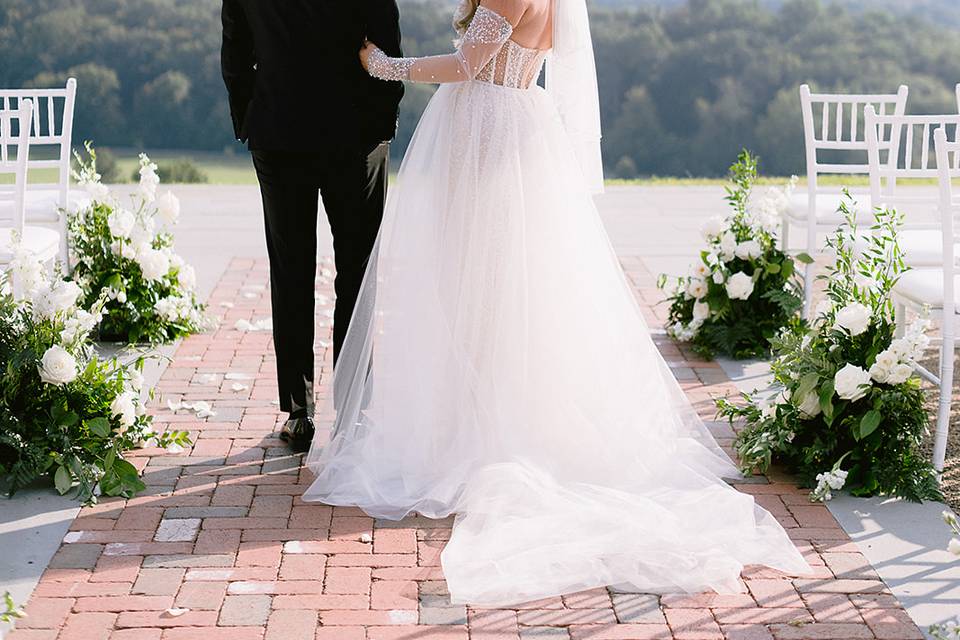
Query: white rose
[
  {"left": 38, "top": 345, "right": 78, "bottom": 386},
  {"left": 718, "top": 232, "right": 737, "bottom": 261},
  {"left": 834, "top": 303, "right": 871, "bottom": 337},
  {"left": 949, "top": 538, "right": 960, "bottom": 556},
  {"left": 735, "top": 240, "right": 762, "bottom": 260},
  {"left": 869, "top": 362, "right": 890, "bottom": 385},
  {"left": 834, "top": 363, "right": 872, "bottom": 402},
  {"left": 712, "top": 270, "right": 725, "bottom": 284},
  {"left": 136, "top": 247, "right": 171, "bottom": 283},
  {"left": 110, "top": 392, "right": 138, "bottom": 430},
  {"left": 692, "top": 300, "right": 711, "bottom": 322},
  {"left": 177, "top": 264, "right": 196, "bottom": 291},
  {"left": 686, "top": 278, "right": 708, "bottom": 300},
  {"left": 701, "top": 216, "right": 725, "bottom": 241},
  {"left": 156, "top": 191, "right": 181, "bottom": 226},
  {"left": 60, "top": 310, "right": 99, "bottom": 345},
  {"left": 884, "top": 363, "right": 914, "bottom": 386},
  {"left": 797, "top": 392, "right": 822, "bottom": 419},
  {"left": 107, "top": 209, "right": 136, "bottom": 239},
  {"left": 725, "top": 272, "right": 755, "bottom": 301}
]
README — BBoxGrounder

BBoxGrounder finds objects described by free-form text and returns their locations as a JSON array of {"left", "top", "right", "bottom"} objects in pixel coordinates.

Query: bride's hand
[{"left": 359, "top": 40, "right": 378, "bottom": 72}]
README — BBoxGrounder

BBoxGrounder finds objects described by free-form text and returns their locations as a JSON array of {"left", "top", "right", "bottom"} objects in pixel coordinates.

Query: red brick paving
[{"left": 8, "top": 256, "right": 924, "bottom": 640}]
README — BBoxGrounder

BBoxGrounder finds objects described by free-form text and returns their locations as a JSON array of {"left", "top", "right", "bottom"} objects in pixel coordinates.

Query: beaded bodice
[{"left": 474, "top": 40, "right": 548, "bottom": 89}]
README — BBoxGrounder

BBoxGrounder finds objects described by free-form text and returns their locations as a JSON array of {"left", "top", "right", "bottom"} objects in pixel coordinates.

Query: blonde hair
[{"left": 455, "top": 0, "right": 480, "bottom": 34}]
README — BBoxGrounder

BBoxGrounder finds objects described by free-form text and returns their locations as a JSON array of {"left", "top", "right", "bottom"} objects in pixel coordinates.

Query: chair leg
[{"left": 933, "top": 320, "right": 954, "bottom": 474}]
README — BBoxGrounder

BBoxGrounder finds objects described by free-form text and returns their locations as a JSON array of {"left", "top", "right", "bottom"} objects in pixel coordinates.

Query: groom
[{"left": 221, "top": 0, "right": 404, "bottom": 452}]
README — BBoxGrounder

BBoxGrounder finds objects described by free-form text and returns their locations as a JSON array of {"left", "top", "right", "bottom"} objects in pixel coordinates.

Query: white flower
[
  {"left": 686, "top": 278, "right": 708, "bottom": 300},
  {"left": 718, "top": 232, "right": 737, "bottom": 261},
  {"left": 735, "top": 240, "right": 762, "bottom": 260},
  {"left": 38, "top": 345, "right": 78, "bottom": 386},
  {"left": 127, "top": 369, "right": 145, "bottom": 393},
  {"left": 812, "top": 468, "right": 848, "bottom": 502},
  {"left": 949, "top": 539, "right": 960, "bottom": 556},
  {"left": 107, "top": 209, "right": 136, "bottom": 239},
  {"left": 712, "top": 270, "right": 725, "bottom": 284},
  {"left": 178, "top": 264, "right": 196, "bottom": 291},
  {"left": 834, "top": 363, "right": 872, "bottom": 402},
  {"left": 8, "top": 248, "right": 47, "bottom": 300},
  {"left": 170, "top": 254, "right": 185, "bottom": 270},
  {"left": 156, "top": 191, "right": 181, "bottom": 226},
  {"left": 701, "top": 216, "right": 725, "bottom": 241},
  {"left": 32, "top": 280, "right": 82, "bottom": 321},
  {"left": 692, "top": 300, "right": 711, "bottom": 322},
  {"left": 725, "top": 272, "right": 755, "bottom": 300},
  {"left": 136, "top": 247, "right": 171, "bottom": 283},
  {"left": 869, "top": 362, "right": 890, "bottom": 385},
  {"left": 60, "top": 309, "right": 100, "bottom": 345},
  {"left": 129, "top": 216, "right": 156, "bottom": 246},
  {"left": 885, "top": 363, "right": 914, "bottom": 386},
  {"left": 834, "top": 303, "right": 871, "bottom": 337},
  {"left": 797, "top": 393, "right": 822, "bottom": 419},
  {"left": 110, "top": 392, "right": 138, "bottom": 430},
  {"left": 138, "top": 154, "right": 161, "bottom": 203},
  {"left": 84, "top": 181, "right": 110, "bottom": 202}
]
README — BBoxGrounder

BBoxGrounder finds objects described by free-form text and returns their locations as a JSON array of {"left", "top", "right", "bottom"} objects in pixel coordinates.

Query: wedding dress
[{"left": 304, "top": 0, "right": 810, "bottom": 606}]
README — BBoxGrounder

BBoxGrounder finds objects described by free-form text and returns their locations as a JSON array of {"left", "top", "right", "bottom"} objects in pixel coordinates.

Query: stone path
[{"left": 8, "top": 256, "right": 925, "bottom": 640}]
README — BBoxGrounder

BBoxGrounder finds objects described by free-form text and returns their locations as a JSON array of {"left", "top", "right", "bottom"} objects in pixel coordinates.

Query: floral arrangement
[
  {"left": 0, "top": 244, "right": 190, "bottom": 503},
  {"left": 929, "top": 511, "right": 960, "bottom": 639},
  {"left": 717, "top": 196, "right": 941, "bottom": 502},
  {"left": 659, "top": 151, "right": 806, "bottom": 358},
  {"left": 68, "top": 145, "right": 208, "bottom": 344}
]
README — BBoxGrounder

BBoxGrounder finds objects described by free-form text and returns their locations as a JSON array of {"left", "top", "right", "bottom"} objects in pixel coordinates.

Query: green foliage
[
  {"left": 69, "top": 146, "right": 208, "bottom": 344},
  {"left": 716, "top": 196, "right": 942, "bottom": 502},
  {"left": 0, "top": 260, "right": 191, "bottom": 504},
  {"left": 659, "top": 150, "right": 802, "bottom": 359},
  {"left": 0, "top": 591, "right": 24, "bottom": 624},
  {"left": 2, "top": 0, "right": 959, "bottom": 174}
]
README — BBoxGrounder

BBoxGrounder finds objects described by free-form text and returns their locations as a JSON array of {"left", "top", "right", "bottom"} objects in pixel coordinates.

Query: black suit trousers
[{"left": 251, "top": 143, "right": 388, "bottom": 414}]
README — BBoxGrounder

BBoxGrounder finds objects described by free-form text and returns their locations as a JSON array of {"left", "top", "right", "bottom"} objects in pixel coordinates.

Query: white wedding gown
[{"left": 304, "top": 0, "right": 810, "bottom": 606}]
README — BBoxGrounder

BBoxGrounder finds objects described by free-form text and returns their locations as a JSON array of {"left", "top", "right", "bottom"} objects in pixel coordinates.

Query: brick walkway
[{"left": 10, "top": 257, "right": 924, "bottom": 640}]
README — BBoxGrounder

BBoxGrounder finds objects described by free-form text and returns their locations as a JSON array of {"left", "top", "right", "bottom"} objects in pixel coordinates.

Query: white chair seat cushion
[
  {"left": 892, "top": 268, "right": 960, "bottom": 311},
  {"left": 783, "top": 192, "right": 874, "bottom": 226},
  {"left": 855, "top": 229, "right": 957, "bottom": 268},
  {"left": 0, "top": 226, "right": 60, "bottom": 263}
]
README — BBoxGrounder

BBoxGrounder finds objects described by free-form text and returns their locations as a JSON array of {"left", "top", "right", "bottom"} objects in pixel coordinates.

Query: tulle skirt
[{"left": 304, "top": 80, "right": 810, "bottom": 605}]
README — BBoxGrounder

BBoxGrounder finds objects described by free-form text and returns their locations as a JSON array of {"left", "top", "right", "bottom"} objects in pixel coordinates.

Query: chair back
[
  {"left": 0, "top": 79, "right": 77, "bottom": 205},
  {"left": 865, "top": 107, "right": 960, "bottom": 217},
  {"left": 934, "top": 127, "right": 960, "bottom": 316},
  {"left": 0, "top": 100, "right": 33, "bottom": 235},
  {"left": 800, "top": 85, "right": 908, "bottom": 179}
]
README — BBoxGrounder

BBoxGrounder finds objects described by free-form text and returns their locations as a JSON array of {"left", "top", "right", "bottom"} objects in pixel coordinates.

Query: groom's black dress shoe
[{"left": 280, "top": 416, "right": 315, "bottom": 454}]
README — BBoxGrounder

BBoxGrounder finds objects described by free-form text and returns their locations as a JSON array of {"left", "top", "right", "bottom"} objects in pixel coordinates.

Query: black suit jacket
[{"left": 221, "top": 0, "right": 405, "bottom": 151}]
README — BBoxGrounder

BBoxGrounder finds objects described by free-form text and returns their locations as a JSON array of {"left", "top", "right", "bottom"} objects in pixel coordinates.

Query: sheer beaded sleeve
[{"left": 367, "top": 3, "right": 521, "bottom": 84}]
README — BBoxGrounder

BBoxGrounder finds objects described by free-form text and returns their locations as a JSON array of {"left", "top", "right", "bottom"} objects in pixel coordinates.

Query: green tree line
[{"left": 2, "top": 0, "right": 959, "bottom": 177}]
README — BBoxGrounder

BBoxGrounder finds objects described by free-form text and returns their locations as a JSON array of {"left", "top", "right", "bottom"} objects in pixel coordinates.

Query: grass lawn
[{"left": 6, "top": 148, "right": 939, "bottom": 188}]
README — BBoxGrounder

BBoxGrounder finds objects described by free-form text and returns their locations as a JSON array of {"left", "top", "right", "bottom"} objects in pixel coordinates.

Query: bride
[{"left": 304, "top": 0, "right": 810, "bottom": 605}]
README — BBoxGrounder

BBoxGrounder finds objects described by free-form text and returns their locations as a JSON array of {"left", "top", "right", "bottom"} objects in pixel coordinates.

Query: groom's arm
[
  {"left": 221, "top": 0, "right": 256, "bottom": 142},
  {"left": 365, "top": 0, "right": 405, "bottom": 134}
]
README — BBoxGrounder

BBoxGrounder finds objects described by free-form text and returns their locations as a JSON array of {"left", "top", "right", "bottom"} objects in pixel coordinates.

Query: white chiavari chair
[
  {"left": 888, "top": 127, "right": 960, "bottom": 473},
  {"left": 0, "top": 101, "right": 60, "bottom": 287},
  {"left": 0, "top": 78, "right": 82, "bottom": 266},
  {"left": 790, "top": 85, "right": 909, "bottom": 317},
  {"left": 864, "top": 107, "right": 960, "bottom": 269}
]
